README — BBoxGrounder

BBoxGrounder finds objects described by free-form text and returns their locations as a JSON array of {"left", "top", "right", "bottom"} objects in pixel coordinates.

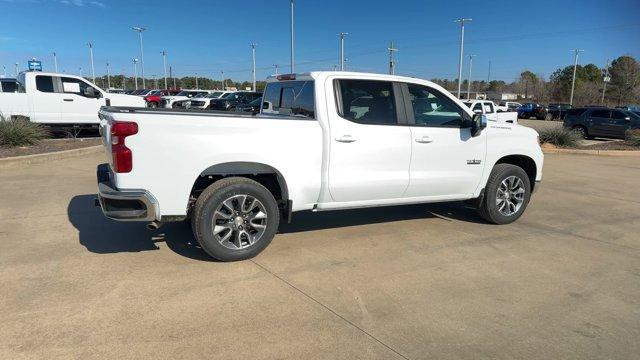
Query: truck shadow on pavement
[{"left": 68, "top": 194, "right": 486, "bottom": 262}]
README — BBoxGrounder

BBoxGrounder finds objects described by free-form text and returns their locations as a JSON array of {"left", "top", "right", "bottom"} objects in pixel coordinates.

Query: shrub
[
  {"left": 0, "top": 114, "right": 48, "bottom": 147},
  {"left": 537, "top": 127, "right": 582, "bottom": 148},
  {"left": 625, "top": 129, "right": 640, "bottom": 147}
]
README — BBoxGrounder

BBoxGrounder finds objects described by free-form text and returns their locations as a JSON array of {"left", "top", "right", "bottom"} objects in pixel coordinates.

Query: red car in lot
[{"left": 144, "top": 89, "right": 181, "bottom": 108}]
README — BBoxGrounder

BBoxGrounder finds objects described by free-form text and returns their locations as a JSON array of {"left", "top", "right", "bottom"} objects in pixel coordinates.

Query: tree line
[{"left": 430, "top": 55, "right": 640, "bottom": 106}]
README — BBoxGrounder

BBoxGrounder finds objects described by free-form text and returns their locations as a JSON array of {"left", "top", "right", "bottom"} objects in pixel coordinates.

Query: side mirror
[{"left": 471, "top": 114, "right": 488, "bottom": 137}]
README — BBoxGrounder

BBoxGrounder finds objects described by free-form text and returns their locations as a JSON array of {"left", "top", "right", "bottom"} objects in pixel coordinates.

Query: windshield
[
  {"left": 221, "top": 92, "right": 237, "bottom": 99},
  {"left": 176, "top": 91, "right": 191, "bottom": 96},
  {"left": 207, "top": 92, "right": 224, "bottom": 98},
  {"left": 138, "top": 89, "right": 151, "bottom": 95},
  {"left": 462, "top": 102, "right": 472, "bottom": 108}
]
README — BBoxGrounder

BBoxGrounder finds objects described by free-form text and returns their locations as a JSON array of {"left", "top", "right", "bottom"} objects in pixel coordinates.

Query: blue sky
[{"left": 1, "top": 0, "right": 639, "bottom": 83}]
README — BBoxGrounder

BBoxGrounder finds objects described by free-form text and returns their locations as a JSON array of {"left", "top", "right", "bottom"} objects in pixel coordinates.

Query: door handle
[
  {"left": 415, "top": 136, "right": 433, "bottom": 143},
  {"left": 335, "top": 135, "right": 357, "bottom": 143},
  {"left": 63, "top": 98, "right": 74, "bottom": 102}
]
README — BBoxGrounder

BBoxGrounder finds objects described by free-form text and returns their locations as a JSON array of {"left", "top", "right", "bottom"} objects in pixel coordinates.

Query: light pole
[
  {"left": 15, "top": 62, "right": 18, "bottom": 76},
  {"left": 87, "top": 42, "right": 95, "bottom": 82},
  {"left": 106, "top": 62, "right": 111, "bottom": 89},
  {"left": 290, "top": 0, "right": 295, "bottom": 73},
  {"left": 569, "top": 49, "right": 584, "bottom": 106},
  {"left": 2, "top": 65, "right": 6, "bottom": 77},
  {"left": 79, "top": 67, "right": 83, "bottom": 78},
  {"left": 455, "top": 18, "right": 472, "bottom": 98},
  {"left": 195, "top": 73, "right": 199, "bottom": 89},
  {"left": 132, "top": 58, "right": 139, "bottom": 90},
  {"left": 161, "top": 50, "right": 168, "bottom": 89},
  {"left": 388, "top": 41, "right": 398, "bottom": 75},
  {"left": 466, "top": 54, "right": 476, "bottom": 99},
  {"left": 132, "top": 26, "right": 147, "bottom": 88},
  {"left": 53, "top": 52, "right": 58, "bottom": 72},
  {"left": 339, "top": 32, "right": 348, "bottom": 71},
  {"left": 221, "top": 71, "right": 225, "bottom": 90},
  {"left": 601, "top": 59, "right": 610, "bottom": 105},
  {"left": 487, "top": 60, "right": 491, "bottom": 83},
  {"left": 251, "top": 43, "right": 257, "bottom": 91},
  {"left": 273, "top": 64, "right": 279, "bottom": 75}
]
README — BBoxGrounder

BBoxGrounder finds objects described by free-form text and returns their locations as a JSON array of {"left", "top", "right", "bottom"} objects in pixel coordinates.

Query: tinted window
[
  {"left": 263, "top": 80, "right": 315, "bottom": 119},
  {"left": 1, "top": 81, "right": 21, "bottom": 93},
  {"left": 567, "top": 108, "right": 587, "bottom": 116},
  {"left": 472, "top": 103, "right": 482, "bottom": 111},
  {"left": 612, "top": 111, "right": 627, "bottom": 119},
  {"left": 590, "top": 110, "right": 610, "bottom": 118},
  {"left": 36, "top": 75, "right": 55, "bottom": 93},
  {"left": 407, "top": 84, "right": 465, "bottom": 127},
  {"left": 336, "top": 79, "right": 396, "bottom": 124},
  {"left": 484, "top": 102, "right": 494, "bottom": 113}
]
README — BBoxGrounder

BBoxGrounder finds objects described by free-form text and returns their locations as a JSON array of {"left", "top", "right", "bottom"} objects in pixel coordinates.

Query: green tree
[{"left": 608, "top": 56, "right": 640, "bottom": 105}]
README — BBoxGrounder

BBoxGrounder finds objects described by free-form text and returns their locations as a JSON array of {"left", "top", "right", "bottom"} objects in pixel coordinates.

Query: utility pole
[
  {"left": 569, "top": 49, "right": 584, "bottom": 106},
  {"left": 169, "top": 66, "right": 175, "bottom": 89},
  {"left": 106, "top": 62, "right": 111, "bottom": 89},
  {"left": 466, "top": 54, "right": 476, "bottom": 99},
  {"left": 161, "top": 50, "right": 168, "bottom": 89},
  {"left": 195, "top": 73, "right": 199, "bottom": 89},
  {"left": 601, "top": 59, "right": 610, "bottom": 105},
  {"left": 290, "top": 0, "right": 295, "bottom": 73},
  {"left": 132, "top": 58, "right": 139, "bottom": 90},
  {"left": 339, "top": 32, "right": 348, "bottom": 71},
  {"left": 87, "top": 42, "right": 95, "bottom": 83},
  {"left": 53, "top": 52, "right": 58, "bottom": 72},
  {"left": 455, "top": 18, "right": 472, "bottom": 98},
  {"left": 221, "top": 71, "right": 225, "bottom": 90},
  {"left": 273, "top": 64, "right": 279, "bottom": 75},
  {"left": 388, "top": 41, "right": 398, "bottom": 75},
  {"left": 251, "top": 43, "right": 257, "bottom": 91},
  {"left": 487, "top": 60, "right": 491, "bottom": 83},
  {"left": 15, "top": 62, "right": 19, "bottom": 76},
  {"left": 132, "top": 26, "right": 147, "bottom": 88}
]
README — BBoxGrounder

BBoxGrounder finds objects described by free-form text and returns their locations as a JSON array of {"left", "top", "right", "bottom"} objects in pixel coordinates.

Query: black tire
[
  {"left": 478, "top": 164, "right": 531, "bottom": 225},
  {"left": 191, "top": 177, "right": 280, "bottom": 261},
  {"left": 545, "top": 113, "right": 553, "bottom": 121},
  {"left": 572, "top": 125, "right": 589, "bottom": 139}
]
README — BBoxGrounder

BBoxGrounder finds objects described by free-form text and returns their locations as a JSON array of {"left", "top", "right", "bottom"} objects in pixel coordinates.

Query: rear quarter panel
[{"left": 108, "top": 112, "right": 323, "bottom": 216}]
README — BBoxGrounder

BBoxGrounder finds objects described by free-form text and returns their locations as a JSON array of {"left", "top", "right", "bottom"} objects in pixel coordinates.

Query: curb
[
  {"left": 542, "top": 148, "right": 640, "bottom": 157},
  {"left": 0, "top": 145, "right": 103, "bottom": 168}
]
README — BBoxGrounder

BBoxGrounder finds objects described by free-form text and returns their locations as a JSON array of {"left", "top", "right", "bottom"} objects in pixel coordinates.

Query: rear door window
[
  {"left": 335, "top": 79, "right": 397, "bottom": 124},
  {"left": 611, "top": 111, "right": 627, "bottom": 119},
  {"left": 36, "top": 75, "right": 55, "bottom": 93},
  {"left": 262, "top": 80, "right": 315, "bottom": 119}
]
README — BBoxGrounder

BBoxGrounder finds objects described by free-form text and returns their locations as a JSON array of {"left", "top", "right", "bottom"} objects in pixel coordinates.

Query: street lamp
[
  {"left": 161, "top": 50, "right": 168, "bottom": 89},
  {"left": 52, "top": 52, "right": 58, "bottom": 72},
  {"left": 132, "top": 26, "right": 147, "bottom": 88},
  {"left": 339, "top": 32, "right": 348, "bottom": 71},
  {"left": 455, "top": 18, "right": 472, "bottom": 98},
  {"left": 466, "top": 54, "right": 476, "bottom": 99},
  {"left": 87, "top": 42, "right": 95, "bottom": 82},
  {"left": 132, "top": 58, "right": 139, "bottom": 89},
  {"left": 251, "top": 43, "right": 257, "bottom": 91}
]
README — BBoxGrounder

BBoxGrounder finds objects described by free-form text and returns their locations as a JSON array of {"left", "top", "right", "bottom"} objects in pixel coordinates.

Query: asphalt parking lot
[{"left": 1, "top": 152, "right": 639, "bottom": 359}]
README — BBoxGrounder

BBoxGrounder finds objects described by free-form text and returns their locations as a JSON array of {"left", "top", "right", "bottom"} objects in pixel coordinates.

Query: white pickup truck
[
  {"left": 462, "top": 100, "right": 518, "bottom": 124},
  {"left": 0, "top": 71, "right": 144, "bottom": 128},
  {"left": 97, "top": 71, "right": 543, "bottom": 261}
]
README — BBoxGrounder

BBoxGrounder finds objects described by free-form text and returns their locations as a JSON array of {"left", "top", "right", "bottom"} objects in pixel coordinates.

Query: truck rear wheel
[
  {"left": 477, "top": 164, "right": 531, "bottom": 224},
  {"left": 191, "top": 177, "right": 280, "bottom": 261}
]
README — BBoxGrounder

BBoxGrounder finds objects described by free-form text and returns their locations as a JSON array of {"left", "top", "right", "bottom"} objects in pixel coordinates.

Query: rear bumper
[{"left": 96, "top": 163, "right": 159, "bottom": 221}]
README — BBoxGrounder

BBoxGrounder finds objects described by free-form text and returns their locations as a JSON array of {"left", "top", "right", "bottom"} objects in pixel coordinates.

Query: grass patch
[
  {"left": 625, "top": 129, "right": 640, "bottom": 147},
  {"left": 538, "top": 127, "right": 582, "bottom": 148},
  {"left": 0, "top": 114, "right": 48, "bottom": 147}
]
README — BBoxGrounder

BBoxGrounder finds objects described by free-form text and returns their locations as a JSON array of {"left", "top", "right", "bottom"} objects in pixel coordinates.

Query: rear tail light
[{"left": 111, "top": 121, "right": 138, "bottom": 173}]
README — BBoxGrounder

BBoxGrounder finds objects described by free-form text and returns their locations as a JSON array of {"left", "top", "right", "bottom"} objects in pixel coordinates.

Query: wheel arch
[
  {"left": 495, "top": 154, "right": 537, "bottom": 192},
  {"left": 190, "top": 161, "right": 289, "bottom": 204}
]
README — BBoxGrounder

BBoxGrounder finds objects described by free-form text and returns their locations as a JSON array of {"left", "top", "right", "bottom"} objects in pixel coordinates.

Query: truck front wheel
[
  {"left": 477, "top": 164, "right": 531, "bottom": 224},
  {"left": 192, "top": 177, "right": 280, "bottom": 261}
]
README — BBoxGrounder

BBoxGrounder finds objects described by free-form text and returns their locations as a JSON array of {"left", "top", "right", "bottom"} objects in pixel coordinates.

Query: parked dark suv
[
  {"left": 517, "top": 103, "right": 547, "bottom": 120},
  {"left": 563, "top": 108, "right": 640, "bottom": 139},
  {"left": 208, "top": 91, "right": 262, "bottom": 111}
]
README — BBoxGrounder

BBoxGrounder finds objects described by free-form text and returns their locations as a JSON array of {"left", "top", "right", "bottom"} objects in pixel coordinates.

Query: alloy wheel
[
  {"left": 212, "top": 194, "right": 268, "bottom": 250},
  {"left": 496, "top": 176, "right": 526, "bottom": 216}
]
